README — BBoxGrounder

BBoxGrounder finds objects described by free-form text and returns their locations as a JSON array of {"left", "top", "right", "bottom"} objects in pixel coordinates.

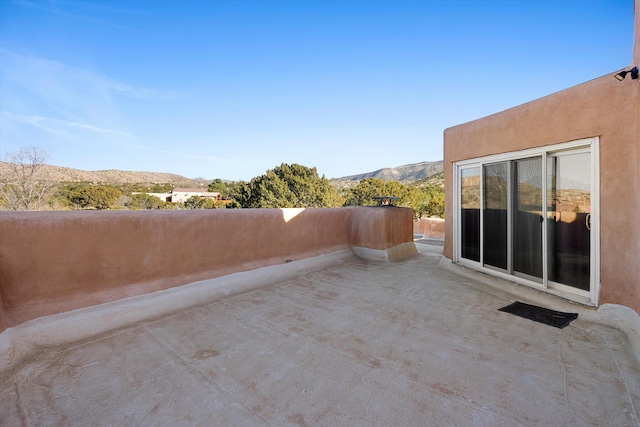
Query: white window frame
[{"left": 452, "top": 137, "right": 600, "bottom": 306}]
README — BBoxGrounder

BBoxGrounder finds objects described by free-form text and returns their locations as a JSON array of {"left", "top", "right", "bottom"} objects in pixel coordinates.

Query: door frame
[{"left": 452, "top": 137, "right": 600, "bottom": 306}]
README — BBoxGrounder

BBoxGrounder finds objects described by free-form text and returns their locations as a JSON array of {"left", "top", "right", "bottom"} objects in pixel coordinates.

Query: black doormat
[{"left": 498, "top": 301, "right": 578, "bottom": 329}]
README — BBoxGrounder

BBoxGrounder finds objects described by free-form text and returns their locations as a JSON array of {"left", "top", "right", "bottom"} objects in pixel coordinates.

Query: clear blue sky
[{"left": 0, "top": 0, "right": 635, "bottom": 181}]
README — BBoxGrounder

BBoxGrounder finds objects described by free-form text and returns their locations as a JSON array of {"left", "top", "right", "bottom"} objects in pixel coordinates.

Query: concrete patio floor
[{"left": 1, "top": 243, "right": 639, "bottom": 426}]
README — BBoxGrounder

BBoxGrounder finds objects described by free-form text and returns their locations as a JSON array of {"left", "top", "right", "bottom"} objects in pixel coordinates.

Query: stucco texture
[{"left": 0, "top": 207, "right": 415, "bottom": 330}]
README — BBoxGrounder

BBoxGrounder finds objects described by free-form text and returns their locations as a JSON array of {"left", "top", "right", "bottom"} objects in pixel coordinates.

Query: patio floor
[{"left": 1, "top": 243, "right": 639, "bottom": 426}]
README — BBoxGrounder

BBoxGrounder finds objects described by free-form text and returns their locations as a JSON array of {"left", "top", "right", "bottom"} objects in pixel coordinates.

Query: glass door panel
[
  {"left": 513, "top": 158, "right": 543, "bottom": 281},
  {"left": 483, "top": 162, "right": 508, "bottom": 270},
  {"left": 547, "top": 152, "right": 591, "bottom": 291},
  {"left": 460, "top": 167, "right": 481, "bottom": 262}
]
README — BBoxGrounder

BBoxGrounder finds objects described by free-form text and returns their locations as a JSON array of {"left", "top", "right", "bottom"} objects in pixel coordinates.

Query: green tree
[
  {"left": 150, "top": 183, "right": 173, "bottom": 193},
  {"left": 126, "top": 183, "right": 173, "bottom": 193},
  {"left": 126, "top": 193, "right": 166, "bottom": 210},
  {"left": 233, "top": 164, "right": 342, "bottom": 208},
  {"left": 343, "top": 178, "right": 412, "bottom": 207},
  {"left": 413, "top": 186, "right": 445, "bottom": 219},
  {"left": 208, "top": 178, "right": 241, "bottom": 202},
  {"left": 69, "top": 185, "right": 122, "bottom": 209},
  {"left": 184, "top": 196, "right": 219, "bottom": 209},
  {"left": 208, "top": 178, "right": 227, "bottom": 194},
  {"left": 51, "top": 183, "right": 79, "bottom": 209},
  {"left": 343, "top": 178, "right": 444, "bottom": 219}
]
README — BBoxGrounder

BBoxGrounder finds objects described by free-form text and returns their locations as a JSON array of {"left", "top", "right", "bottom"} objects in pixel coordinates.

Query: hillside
[
  {"left": 412, "top": 171, "right": 444, "bottom": 187},
  {"left": 336, "top": 161, "right": 443, "bottom": 183},
  {"left": 0, "top": 162, "right": 204, "bottom": 187},
  {"left": 1, "top": 160, "right": 444, "bottom": 188}
]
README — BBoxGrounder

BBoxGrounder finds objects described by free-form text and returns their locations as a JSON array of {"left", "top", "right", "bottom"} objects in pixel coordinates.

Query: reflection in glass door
[
  {"left": 460, "top": 167, "right": 481, "bottom": 262},
  {"left": 547, "top": 152, "right": 591, "bottom": 291},
  {"left": 483, "top": 163, "right": 508, "bottom": 270},
  {"left": 513, "top": 158, "right": 543, "bottom": 282}
]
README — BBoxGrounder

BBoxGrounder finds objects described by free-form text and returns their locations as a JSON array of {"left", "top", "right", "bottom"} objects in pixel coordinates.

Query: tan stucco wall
[
  {"left": 414, "top": 218, "right": 445, "bottom": 240},
  {"left": 443, "top": 56, "right": 640, "bottom": 313},
  {"left": 350, "top": 206, "right": 414, "bottom": 250},
  {"left": 0, "top": 207, "right": 414, "bottom": 330},
  {"left": 635, "top": 0, "right": 640, "bottom": 65}
]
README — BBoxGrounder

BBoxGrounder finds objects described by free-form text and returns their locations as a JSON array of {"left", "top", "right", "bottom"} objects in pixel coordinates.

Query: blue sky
[{"left": 0, "top": 0, "right": 634, "bottom": 181}]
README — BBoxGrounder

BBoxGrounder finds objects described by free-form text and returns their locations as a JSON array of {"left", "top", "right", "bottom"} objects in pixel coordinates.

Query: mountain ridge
[
  {"left": 0, "top": 161, "right": 205, "bottom": 187},
  {"left": 1, "top": 160, "right": 444, "bottom": 185},
  {"left": 335, "top": 160, "right": 443, "bottom": 183}
]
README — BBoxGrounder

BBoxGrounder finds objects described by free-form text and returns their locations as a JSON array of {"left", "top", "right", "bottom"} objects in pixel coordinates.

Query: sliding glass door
[
  {"left": 456, "top": 140, "right": 596, "bottom": 303},
  {"left": 547, "top": 151, "right": 591, "bottom": 291}
]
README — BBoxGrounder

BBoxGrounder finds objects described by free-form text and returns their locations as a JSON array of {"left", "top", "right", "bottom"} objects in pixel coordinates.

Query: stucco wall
[
  {"left": 443, "top": 64, "right": 640, "bottom": 314},
  {"left": 635, "top": 0, "right": 640, "bottom": 65},
  {"left": 350, "top": 206, "right": 414, "bottom": 250},
  {"left": 0, "top": 207, "right": 415, "bottom": 330},
  {"left": 414, "top": 218, "right": 445, "bottom": 240}
]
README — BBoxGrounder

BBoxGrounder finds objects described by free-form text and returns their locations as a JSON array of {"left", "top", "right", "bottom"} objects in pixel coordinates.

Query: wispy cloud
[
  {"left": 0, "top": 50, "right": 181, "bottom": 105},
  {"left": 0, "top": 50, "right": 205, "bottom": 167},
  {"left": 10, "top": 0, "right": 152, "bottom": 35},
  {"left": 0, "top": 50, "right": 184, "bottom": 142},
  {"left": 106, "top": 79, "right": 183, "bottom": 101},
  {"left": 1, "top": 111, "right": 224, "bottom": 162},
  {"left": 1, "top": 111, "right": 136, "bottom": 138}
]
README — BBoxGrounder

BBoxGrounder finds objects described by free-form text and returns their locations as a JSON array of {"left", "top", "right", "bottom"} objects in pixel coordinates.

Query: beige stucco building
[
  {"left": 133, "top": 188, "right": 223, "bottom": 204},
  {"left": 169, "top": 188, "right": 223, "bottom": 204},
  {"left": 443, "top": 1, "right": 640, "bottom": 315}
]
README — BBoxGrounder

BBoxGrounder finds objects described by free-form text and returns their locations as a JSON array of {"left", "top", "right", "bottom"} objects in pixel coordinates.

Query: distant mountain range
[
  {"left": 1, "top": 160, "right": 444, "bottom": 186},
  {"left": 0, "top": 161, "right": 205, "bottom": 187},
  {"left": 335, "top": 161, "right": 443, "bottom": 183}
]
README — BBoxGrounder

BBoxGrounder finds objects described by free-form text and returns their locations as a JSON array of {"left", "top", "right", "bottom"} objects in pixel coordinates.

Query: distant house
[
  {"left": 138, "top": 192, "right": 173, "bottom": 202},
  {"left": 170, "top": 188, "right": 222, "bottom": 204},
  {"left": 133, "top": 188, "right": 223, "bottom": 204}
]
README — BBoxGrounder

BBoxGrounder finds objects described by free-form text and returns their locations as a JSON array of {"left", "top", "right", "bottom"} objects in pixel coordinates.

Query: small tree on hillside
[
  {"left": 69, "top": 184, "right": 122, "bottom": 209},
  {"left": 184, "top": 196, "right": 219, "bottom": 209},
  {"left": 126, "top": 193, "right": 166, "bottom": 210},
  {"left": 0, "top": 146, "right": 53, "bottom": 210}
]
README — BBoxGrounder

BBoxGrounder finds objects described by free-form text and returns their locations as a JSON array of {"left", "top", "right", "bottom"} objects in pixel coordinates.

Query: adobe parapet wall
[{"left": 0, "top": 207, "right": 416, "bottom": 331}]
